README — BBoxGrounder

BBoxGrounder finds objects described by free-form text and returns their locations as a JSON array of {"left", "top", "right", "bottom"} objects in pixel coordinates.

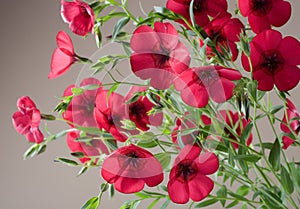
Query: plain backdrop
[{"left": 1, "top": 0, "right": 300, "bottom": 209}]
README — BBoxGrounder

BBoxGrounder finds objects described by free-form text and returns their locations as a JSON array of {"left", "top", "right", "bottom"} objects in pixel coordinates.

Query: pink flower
[
  {"left": 49, "top": 31, "right": 77, "bottom": 79},
  {"left": 200, "top": 13, "right": 244, "bottom": 61},
  {"left": 124, "top": 86, "right": 163, "bottom": 131},
  {"left": 167, "top": 145, "right": 219, "bottom": 204},
  {"left": 166, "top": 0, "right": 227, "bottom": 28},
  {"left": 61, "top": 0, "right": 95, "bottom": 36},
  {"left": 12, "top": 96, "right": 44, "bottom": 144},
  {"left": 67, "top": 131, "right": 109, "bottom": 163},
  {"left": 238, "top": 0, "right": 291, "bottom": 34},
  {"left": 203, "top": 110, "right": 253, "bottom": 149},
  {"left": 94, "top": 90, "right": 128, "bottom": 142},
  {"left": 101, "top": 144, "right": 164, "bottom": 193},
  {"left": 280, "top": 99, "right": 300, "bottom": 149},
  {"left": 130, "top": 22, "right": 190, "bottom": 89},
  {"left": 241, "top": 30, "right": 300, "bottom": 91},
  {"left": 174, "top": 65, "right": 242, "bottom": 108},
  {"left": 63, "top": 78, "right": 102, "bottom": 128}
]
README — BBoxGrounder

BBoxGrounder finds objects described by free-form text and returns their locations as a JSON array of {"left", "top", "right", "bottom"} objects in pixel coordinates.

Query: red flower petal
[
  {"left": 154, "top": 22, "right": 179, "bottom": 51},
  {"left": 17, "top": 96, "right": 37, "bottom": 113},
  {"left": 167, "top": 178, "right": 189, "bottom": 204},
  {"left": 253, "top": 69, "right": 274, "bottom": 91},
  {"left": 70, "top": 13, "right": 94, "bottom": 36},
  {"left": 61, "top": 0, "right": 81, "bottom": 23},
  {"left": 114, "top": 176, "right": 145, "bottom": 194},
  {"left": 279, "top": 36, "right": 300, "bottom": 66},
  {"left": 252, "top": 30, "right": 282, "bottom": 51},
  {"left": 274, "top": 65, "right": 300, "bottom": 92},
  {"left": 49, "top": 48, "right": 74, "bottom": 79},
  {"left": 181, "top": 84, "right": 209, "bottom": 108},
  {"left": 175, "top": 145, "right": 202, "bottom": 164},
  {"left": 268, "top": 1, "right": 291, "bottom": 27},
  {"left": 248, "top": 13, "right": 271, "bottom": 34},
  {"left": 238, "top": 0, "right": 250, "bottom": 16},
  {"left": 56, "top": 31, "right": 74, "bottom": 55},
  {"left": 188, "top": 173, "right": 214, "bottom": 202},
  {"left": 197, "top": 152, "right": 219, "bottom": 175},
  {"left": 12, "top": 111, "right": 31, "bottom": 135},
  {"left": 282, "top": 136, "right": 294, "bottom": 150},
  {"left": 26, "top": 128, "right": 44, "bottom": 144},
  {"left": 209, "top": 78, "right": 235, "bottom": 103}
]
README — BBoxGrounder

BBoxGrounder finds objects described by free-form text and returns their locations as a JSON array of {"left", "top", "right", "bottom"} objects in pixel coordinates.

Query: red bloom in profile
[
  {"left": 280, "top": 99, "right": 300, "bottom": 149},
  {"left": 67, "top": 131, "right": 109, "bottom": 163},
  {"left": 200, "top": 13, "right": 244, "bottom": 61},
  {"left": 61, "top": 0, "right": 95, "bottom": 36},
  {"left": 172, "top": 114, "right": 198, "bottom": 145},
  {"left": 12, "top": 96, "right": 44, "bottom": 144},
  {"left": 166, "top": 0, "right": 227, "bottom": 28},
  {"left": 130, "top": 22, "right": 190, "bottom": 89},
  {"left": 101, "top": 144, "right": 163, "bottom": 194},
  {"left": 124, "top": 86, "right": 163, "bottom": 131},
  {"left": 242, "top": 30, "right": 300, "bottom": 91},
  {"left": 174, "top": 65, "right": 242, "bottom": 108},
  {"left": 238, "top": 0, "right": 291, "bottom": 34},
  {"left": 49, "top": 31, "right": 77, "bottom": 79},
  {"left": 203, "top": 110, "right": 252, "bottom": 149},
  {"left": 63, "top": 78, "right": 102, "bottom": 128},
  {"left": 94, "top": 90, "right": 128, "bottom": 142},
  {"left": 167, "top": 145, "right": 219, "bottom": 204}
]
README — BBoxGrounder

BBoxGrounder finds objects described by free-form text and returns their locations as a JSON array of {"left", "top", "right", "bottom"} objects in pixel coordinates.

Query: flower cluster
[{"left": 12, "top": 0, "right": 300, "bottom": 209}]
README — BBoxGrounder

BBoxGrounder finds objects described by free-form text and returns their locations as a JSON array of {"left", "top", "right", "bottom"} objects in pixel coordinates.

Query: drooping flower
[
  {"left": 172, "top": 113, "right": 199, "bottom": 145},
  {"left": 200, "top": 13, "right": 244, "bottom": 61},
  {"left": 130, "top": 22, "right": 190, "bottom": 89},
  {"left": 12, "top": 96, "right": 44, "bottom": 144},
  {"left": 167, "top": 145, "right": 219, "bottom": 204},
  {"left": 174, "top": 65, "right": 242, "bottom": 108},
  {"left": 203, "top": 110, "right": 253, "bottom": 149},
  {"left": 280, "top": 99, "right": 300, "bottom": 149},
  {"left": 241, "top": 30, "right": 300, "bottom": 91},
  {"left": 166, "top": 0, "right": 228, "bottom": 28},
  {"left": 124, "top": 86, "right": 163, "bottom": 131},
  {"left": 94, "top": 90, "right": 128, "bottom": 142},
  {"left": 49, "top": 31, "right": 77, "bottom": 79},
  {"left": 238, "top": 0, "right": 291, "bottom": 34},
  {"left": 61, "top": 0, "right": 95, "bottom": 36},
  {"left": 63, "top": 77, "right": 102, "bottom": 128},
  {"left": 67, "top": 131, "right": 109, "bottom": 163},
  {"left": 101, "top": 144, "right": 164, "bottom": 194}
]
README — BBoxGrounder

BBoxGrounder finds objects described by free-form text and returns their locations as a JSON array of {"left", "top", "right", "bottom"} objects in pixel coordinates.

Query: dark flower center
[
  {"left": 121, "top": 151, "right": 146, "bottom": 169},
  {"left": 129, "top": 101, "right": 147, "bottom": 119},
  {"left": 194, "top": 68, "right": 219, "bottom": 86},
  {"left": 193, "top": 0, "right": 206, "bottom": 12},
  {"left": 250, "top": 0, "right": 272, "bottom": 16},
  {"left": 155, "top": 52, "right": 170, "bottom": 67},
  {"left": 175, "top": 159, "right": 198, "bottom": 182},
  {"left": 260, "top": 50, "right": 283, "bottom": 73}
]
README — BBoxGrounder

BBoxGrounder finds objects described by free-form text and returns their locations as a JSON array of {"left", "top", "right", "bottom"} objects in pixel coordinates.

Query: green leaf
[
  {"left": 112, "top": 17, "right": 130, "bottom": 41},
  {"left": 81, "top": 196, "right": 99, "bottom": 209},
  {"left": 236, "top": 154, "right": 261, "bottom": 163},
  {"left": 107, "top": 83, "right": 119, "bottom": 99},
  {"left": 160, "top": 198, "right": 170, "bottom": 209},
  {"left": 225, "top": 200, "right": 239, "bottom": 208},
  {"left": 71, "top": 152, "right": 85, "bottom": 158},
  {"left": 247, "top": 80, "right": 258, "bottom": 102},
  {"left": 130, "top": 200, "right": 141, "bottom": 209},
  {"left": 54, "top": 158, "right": 79, "bottom": 167},
  {"left": 109, "top": 184, "right": 115, "bottom": 198},
  {"left": 195, "top": 199, "right": 218, "bottom": 208},
  {"left": 216, "top": 186, "right": 227, "bottom": 207},
  {"left": 254, "top": 142, "right": 273, "bottom": 150},
  {"left": 270, "top": 105, "right": 284, "bottom": 114},
  {"left": 236, "top": 185, "right": 250, "bottom": 196},
  {"left": 155, "top": 152, "right": 171, "bottom": 170},
  {"left": 77, "top": 167, "right": 88, "bottom": 177},
  {"left": 37, "top": 144, "right": 47, "bottom": 155},
  {"left": 121, "top": 119, "right": 136, "bottom": 130},
  {"left": 23, "top": 144, "right": 39, "bottom": 160},
  {"left": 268, "top": 138, "right": 281, "bottom": 171},
  {"left": 71, "top": 87, "right": 84, "bottom": 96},
  {"left": 189, "top": 0, "right": 196, "bottom": 27},
  {"left": 281, "top": 166, "right": 294, "bottom": 194},
  {"left": 240, "top": 122, "right": 253, "bottom": 145},
  {"left": 148, "top": 198, "right": 160, "bottom": 209}
]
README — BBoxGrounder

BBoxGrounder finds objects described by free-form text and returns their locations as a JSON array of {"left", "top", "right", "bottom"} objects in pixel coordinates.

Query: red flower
[
  {"left": 280, "top": 99, "right": 300, "bottom": 149},
  {"left": 174, "top": 65, "right": 242, "bottom": 108},
  {"left": 167, "top": 145, "right": 219, "bottom": 204},
  {"left": 166, "top": 0, "right": 227, "bottom": 28},
  {"left": 94, "top": 90, "right": 128, "bottom": 142},
  {"left": 238, "top": 0, "right": 291, "bottom": 34},
  {"left": 241, "top": 30, "right": 300, "bottom": 91},
  {"left": 12, "top": 96, "right": 44, "bottom": 144},
  {"left": 200, "top": 13, "right": 244, "bottom": 61},
  {"left": 203, "top": 110, "right": 253, "bottom": 149},
  {"left": 124, "top": 86, "right": 163, "bottom": 131},
  {"left": 130, "top": 22, "right": 190, "bottom": 89},
  {"left": 101, "top": 144, "right": 163, "bottom": 194},
  {"left": 61, "top": 0, "right": 95, "bottom": 36},
  {"left": 49, "top": 31, "right": 77, "bottom": 79},
  {"left": 63, "top": 78, "right": 102, "bottom": 128},
  {"left": 67, "top": 131, "right": 109, "bottom": 163}
]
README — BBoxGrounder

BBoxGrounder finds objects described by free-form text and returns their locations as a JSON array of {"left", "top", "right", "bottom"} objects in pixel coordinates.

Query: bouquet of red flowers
[{"left": 12, "top": 0, "right": 300, "bottom": 208}]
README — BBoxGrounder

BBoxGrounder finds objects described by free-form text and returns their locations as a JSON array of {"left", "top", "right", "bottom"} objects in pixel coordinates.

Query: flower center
[
  {"left": 123, "top": 151, "right": 146, "bottom": 169},
  {"left": 193, "top": 0, "right": 206, "bottom": 12},
  {"left": 260, "top": 50, "right": 283, "bottom": 73},
  {"left": 129, "top": 101, "right": 146, "bottom": 119},
  {"left": 194, "top": 68, "right": 219, "bottom": 86},
  {"left": 175, "top": 159, "right": 198, "bottom": 182},
  {"left": 250, "top": 0, "right": 272, "bottom": 16}
]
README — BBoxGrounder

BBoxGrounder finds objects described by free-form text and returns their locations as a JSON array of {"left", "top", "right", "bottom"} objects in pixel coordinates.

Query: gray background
[{"left": 1, "top": 0, "right": 299, "bottom": 208}]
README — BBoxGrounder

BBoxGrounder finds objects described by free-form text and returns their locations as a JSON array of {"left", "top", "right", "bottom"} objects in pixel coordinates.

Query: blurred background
[{"left": 0, "top": 0, "right": 299, "bottom": 208}]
